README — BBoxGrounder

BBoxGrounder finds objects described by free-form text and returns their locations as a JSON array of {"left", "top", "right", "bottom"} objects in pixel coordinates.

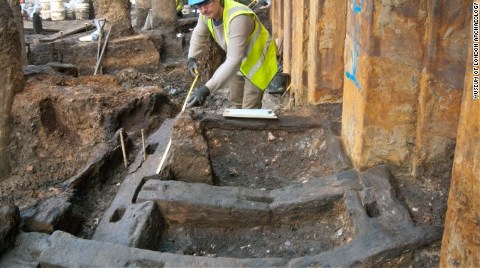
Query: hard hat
[{"left": 188, "top": 0, "right": 208, "bottom": 5}]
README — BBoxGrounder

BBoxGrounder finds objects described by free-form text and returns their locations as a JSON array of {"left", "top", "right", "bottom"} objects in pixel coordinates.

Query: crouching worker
[{"left": 185, "top": 0, "right": 278, "bottom": 109}]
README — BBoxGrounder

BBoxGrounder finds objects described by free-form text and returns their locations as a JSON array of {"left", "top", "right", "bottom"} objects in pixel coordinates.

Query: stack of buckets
[
  {"left": 75, "top": 3, "right": 90, "bottom": 20},
  {"left": 50, "top": 0, "right": 65, "bottom": 21},
  {"left": 39, "top": 0, "right": 51, "bottom": 20},
  {"left": 39, "top": 0, "right": 90, "bottom": 21}
]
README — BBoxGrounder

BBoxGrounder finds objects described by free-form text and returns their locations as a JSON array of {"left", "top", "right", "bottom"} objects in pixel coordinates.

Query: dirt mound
[{"left": 2, "top": 69, "right": 177, "bottom": 210}]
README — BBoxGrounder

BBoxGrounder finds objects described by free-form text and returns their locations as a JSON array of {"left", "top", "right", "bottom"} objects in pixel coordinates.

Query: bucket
[
  {"left": 65, "top": 9, "right": 75, "bottom": 20},
  {"left": 49, "top": 0, "right": 63, "bottom": 10},
  {"left": 75, "top": 3, "right": 89, "bottom": 20},
  {"left": 50, "top": 0, "right": 65, "bottom": 20},
  {"left": 40, "top": 10, "right": 51, "bottom": 20},
  {"left": 39, "top": 0, "right": 50, "bottom": 11},
  {"left": 50, "top": 8, "right": 65, "bottom": 20}
]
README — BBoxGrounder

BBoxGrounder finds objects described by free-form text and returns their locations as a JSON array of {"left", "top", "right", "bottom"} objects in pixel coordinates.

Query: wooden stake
[
  {"left": 120, "top": 129, "right": 128, "bottom": 168},
  {"left": 60, "top": 31, "right": 63, "bottom": 47},
  {"left": 59, "top": 31, "right": 64, "bottom": 56},
  {"left": 141, "top": 129, "right": 146, "bottom": 161},
  {"left": 60, "top": 31, "right": 64, "bottom": 48}
]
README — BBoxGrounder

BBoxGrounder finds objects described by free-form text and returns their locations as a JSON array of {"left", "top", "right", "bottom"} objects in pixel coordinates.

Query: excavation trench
[
  {"left": 90, "top": 110, "right": 441, "bottom": 266},
  {"left": 149, "top": 191, "right": 352, "bottom": 259},
  {"left": 0, "top": 6, "right": 447, "bottom": 266},
  {"left": 91, "top": 111, "right": 358, "bottom": 259},
  {"left": 2, "top": 74, "right": 443, "bottom": 266}
]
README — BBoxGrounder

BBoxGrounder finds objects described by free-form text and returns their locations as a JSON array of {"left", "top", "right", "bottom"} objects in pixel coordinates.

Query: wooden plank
[
  {"left": 24, "top": 20, "right": 62, "bottom": 32},
  {"left": 23, "top": 19, "right": 94, "bottom": 42},
  {"left": 39, "top": 22, "right": 94, "bottom": 42},
  {"left": 307, "top": 0, "right": 319, "bottom": 103},
  {"left": 291, "top": 0, "right": 307, "bottom": 104},
  {"left": 201, "top": 114, "right": 326, "bottom": 131},
  {"left": 283, "top": 0, "right": 291, "bottom": 74},
  {"left": 24, "top": 19, "right": 92, "bottom": 32},
  {"left": 223, "top": 109, "right": 278, "bottom": 119}
]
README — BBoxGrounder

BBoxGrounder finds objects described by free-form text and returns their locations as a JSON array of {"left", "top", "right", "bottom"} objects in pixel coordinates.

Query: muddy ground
[{"left": 0, "top": 6, "right": 449, "bottom": 267}]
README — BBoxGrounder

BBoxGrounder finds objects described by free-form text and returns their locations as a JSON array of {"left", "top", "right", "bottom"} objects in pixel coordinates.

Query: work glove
[
  {"left": 186, "top": 85, "right": 210, "bottom": 108},
  {"left": 187, "top": 57, "right": 199, "bottom": 77},
  {"left": 267, "top": 72, "right": 287, "bottom": 94}
]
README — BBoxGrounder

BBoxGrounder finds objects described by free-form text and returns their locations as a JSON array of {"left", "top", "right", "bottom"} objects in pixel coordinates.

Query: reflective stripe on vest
[{"left": 201, "top": 0, "right": 278, "bottom": 90}]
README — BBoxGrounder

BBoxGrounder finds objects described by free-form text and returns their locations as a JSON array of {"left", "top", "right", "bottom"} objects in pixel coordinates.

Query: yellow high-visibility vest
[
  {"left": 201, "top": 0, "right": 278, "bottom": 90},
  {"left": 177, "top": 0, "right": 184, "bottom": 12}
]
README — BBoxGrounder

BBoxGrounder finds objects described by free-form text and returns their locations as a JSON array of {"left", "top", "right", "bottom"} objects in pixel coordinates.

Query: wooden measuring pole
[
  {"left": 141, "top": 129, "right": 146, "bottom": 161},
  {"left": 156, "top": 75, "right": 199, "bottom": 174},
  {"left": 120, "top": 129, "right": 128, "bottom": 168}
]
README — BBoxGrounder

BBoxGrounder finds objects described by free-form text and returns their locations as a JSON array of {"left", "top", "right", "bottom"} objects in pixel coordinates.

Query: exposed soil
[
  {"left": 208, "top": 126, "right": 340, "bottom": 189},
  {"left": 2, "top": 71, "right": 178, "bottom": 205},
  {"left": 159, "top": 199, "right": 353, "bottom": 259},
  {"left": 0, "top": 5, "right": 449, "bottom": 267}
]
